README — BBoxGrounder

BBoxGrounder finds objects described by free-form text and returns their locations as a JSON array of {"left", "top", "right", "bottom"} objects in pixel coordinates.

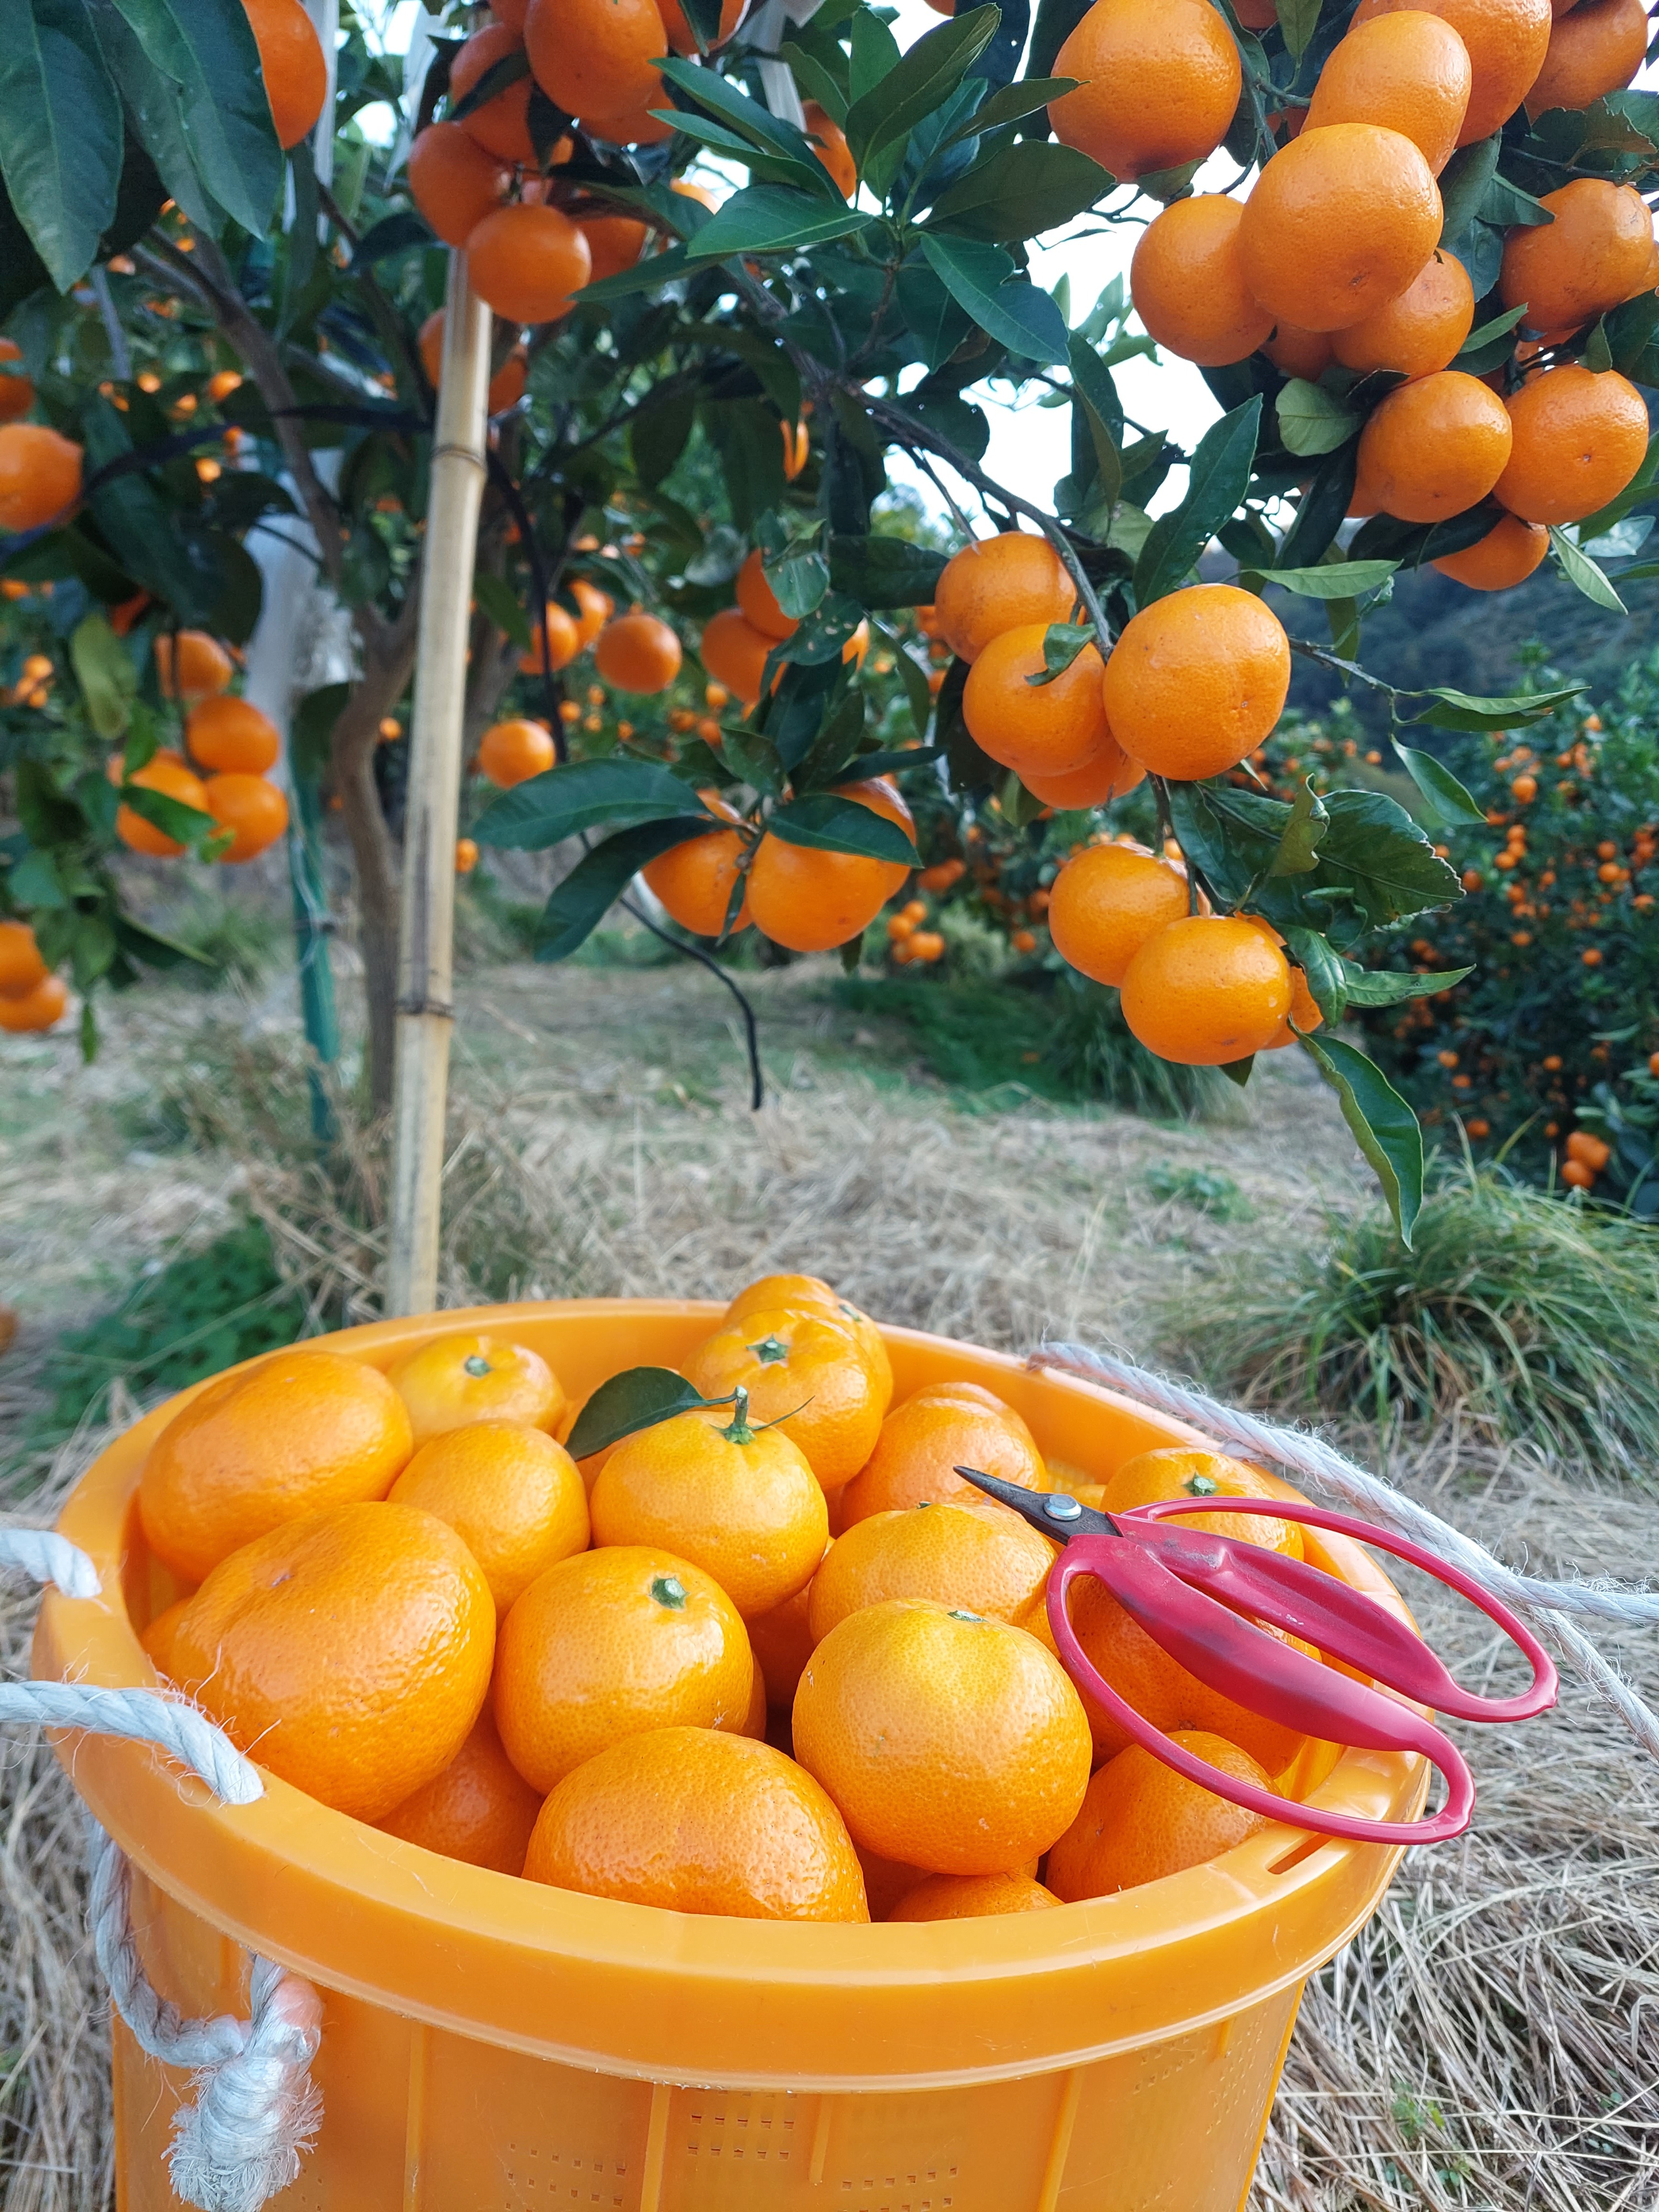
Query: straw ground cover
[{"left": 0, "top": 951, "right": 1656, "bottom": 2209}]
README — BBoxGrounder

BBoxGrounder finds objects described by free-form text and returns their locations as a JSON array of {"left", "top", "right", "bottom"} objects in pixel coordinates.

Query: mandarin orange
[
  {"left": 1304, "top": 11, "right": 1472, "bottom": 173},
  {"left": 963, "top": 625, "right": 1110, "bottom": 778},
  {"left": 684, "top": 1305, "right": 886, "bottom": 1490},
  {"left": 493, "top": 1545, "right": 752, "bottom": 1792},
  {"left": 1239, "top": 124, "right": 1441, "bottom": 332},
  {"left": 933, "top": 531, "right": 1075, "bottom": 663},
  {"left": 376, "top": 1707, "right": 543, "bottom": 1875},
  {"left": 1049, "top": 0, "right": 1242, "bottom": 183},
  {"left": 794, "top": 1598, "right": 1092, "bottom": 1875},
  {"left": 525, "top": 1725, "right": 869, "bottom": 1920},
  {"left": 389, "top": 1418, "right": 588, "bottom": 1615},
  {"left": 1046, "top": 1732, "right": 1273, "bottom": 1899},
  {"left": 387, "top": 1330, "right": 565, "bottom": 1444},
  {"left": 1049, "top": 843, "right": 1191, "bottom": 987},
  {"left": 1102, "top": 585, "right": 1291, "bottom": 779},
  {"left": 837, "top": 1382, "right": 1048, "bottom": 1526},
  {"left": 1120, "top": 914, "right": 1294, "bottom": 1066},
  {"left": 140, "top": 1348, "right": 413, "bottom": 1582},
  {"left": 172, "top": 1501, "right": 494, "bottom": 1821},
  {"left": 1130, "top": 196, "right": 1274, "bottom": 368},
  {"left": 807, "top": 1500, "right": 1056, "bottom": 1642},
  {"left": 889, "top": 1871, "right": 1062, "bottom": 1921}
]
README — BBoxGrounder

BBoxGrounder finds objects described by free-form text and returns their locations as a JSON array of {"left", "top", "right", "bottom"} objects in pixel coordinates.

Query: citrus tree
[{"left": 3, "top": 0, "right": 1657, "bottom": 1241}]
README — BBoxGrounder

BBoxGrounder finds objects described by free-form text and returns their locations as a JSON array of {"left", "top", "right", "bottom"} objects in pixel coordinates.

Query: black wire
[{"left": 619, "top": 896, "right": 765, "bottom": 1111}]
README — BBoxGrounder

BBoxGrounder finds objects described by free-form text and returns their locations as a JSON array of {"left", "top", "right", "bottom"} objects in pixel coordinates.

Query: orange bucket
[{"left": 35, "top": 1301, "right": 1424, "bottom": 2212}]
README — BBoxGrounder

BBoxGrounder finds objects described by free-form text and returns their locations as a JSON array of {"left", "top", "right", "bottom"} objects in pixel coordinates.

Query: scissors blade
[{"left": 953, "top": 1466, "right": 1118, "bottom": 1539}]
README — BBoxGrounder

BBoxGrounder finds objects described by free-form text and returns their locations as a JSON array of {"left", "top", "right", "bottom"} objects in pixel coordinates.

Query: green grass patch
[
  {"left": 1146, "top": 1164, "right": 1253, "bottom": 1220},
  {"left": 14, "top": 1217, "right": 308, "bottom": 1473},
  {"left": 1166, "top": 1162, "right": 1659, "bottom": 1471}
]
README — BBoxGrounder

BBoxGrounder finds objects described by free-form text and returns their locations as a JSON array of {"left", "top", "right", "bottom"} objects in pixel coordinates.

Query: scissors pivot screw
[{"left": 1043, "top": 1494, "right": 1084, "bottom": 1523}]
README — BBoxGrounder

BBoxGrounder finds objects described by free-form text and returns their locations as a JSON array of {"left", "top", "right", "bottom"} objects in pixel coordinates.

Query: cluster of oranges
[
  {"left": 1091, "top": 0, "right": 1652, "bottom": 577},
  {"left": 138, "top": 1273, "right": 1306, "bottom": 1921},
  {"left": 0, "top": 918, "right": 66, "bottom": 1034},
  {"left": 112, "top": 632, "right": 289, "bottom": 866},
  {"left": 885, "top": 897, "right": 946, "bottom": 966},
  {"left": 935, "top": 529, "right": 1311, "bottom": 1063},
  {"left": 701, "top": 549, "right": 869, "bottom": 712}
]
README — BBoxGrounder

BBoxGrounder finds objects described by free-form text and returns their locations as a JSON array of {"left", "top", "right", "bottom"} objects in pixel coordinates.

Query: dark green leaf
[
  {"left": 1276, "top": 378, "right": 1359, "bottom": 458},
  {"left": 447, "top": 46, "right": 529, "bottom": 122},
  {"left": 291, "top": 681, "right": 350, "bottom": 783},
  {"left": 1393, "top": 741, "right": 1486, "bottom": 828},
  {"left": 1281, "top": 924, "right": 1349, "bottom": 1026},
  {"left": 686, "top": 184, "right": 873, "bottom": 261},
  {"left": 1450, "top": 299, "right": 1527, "bottom": 370},
  {"left": 1069, "top": 332, "right": 1123, "bottom": 505},
  {"left": 1340, "top": 964, "right": 1473, "bottom": 1007},
  {"left": 106, "top": 0, "right": 281, "bottom": 237},
  {"left": 768, "top": 792, "right": 918, "bottom": 866},
  {"left": 850, "top": 4, "right": 902, "bottom": 105},
  {"left": 1549, "top": 523, "right": 1625, "bottom": 613},
  {"left": 778, "top": 40, "right": 848, "bottom": 126},
  {"left": 535, "top": 819, "right": 720, "bottom": 961},
  {"left": 1604, "top": 287, "right": 1659, "bottom": 378},
  {"left": 473, "top": 572, "right": 531, "bottom": 649},
  {"left": 1267, "top": 776, "right": 1328, "bottom": 876},
  {"left": 632, "top": 387, "right": 696, "bottom": 487},
  {"left": 1314, "top": 789, "right": 1460, "bottom": 924},
  {"left": 117, "top": 780, "right": 218, "bottom": 852},
  {"left": 565, "top": 1365, "right": 724, "bottom": 1456},
  {"left": 1571, "top": 432, "right": 1659, "bottom": 542},
  {"left": 1134, "top": 397, "right": 1261, "bottom": 607},
  {"left": 895, "top": 261, "right": 974, "bottom": 371},
  {"left": 776, "top": 588, "right": 864, "bottom": 665},
  {"left": 1218, "top": 1054, "right": 1256, "bottom": 1089},
  {"left": 761, "top": 532, "right": 830, "bottom": 621},
  {"left": 0, "top": 0, "right": 122, "bottom": 289},
  {"left": 1167, "top": 780, "right": 1289, "bottom": 901},
  {"left": 917, "top": 232, "right": 1069, "bottom": 362},
  {"left": 1436, "top": 136, "right": 1499, "bottom": 243},
  {"left": 1298, "top": 1032, "right": 1424, "bottom": 1243},
  {"left": 1255, "top": 558, "right": 1397, "bottom": 599},
  {"left": 658, "top": 54, "right": 844, "bottom": 195},
  {"left": 1026, "top": 619, "right": 1094, "bottom": 685},
  {"left": 828, "top": 534, "right": 948, "bottom": 608},
  {"left": 475, "top": 758, "right": 708, "bottom": 850},
  {"left": 1409, "top": 681, "right": 1586, "bottom": 732},
  {"left": 1029, "top": 0, "right": 1092, "bottom": 80},
  {"left": 928, "top": 140, "right": 1111, "bottom": 241},
  {"left": 941, "top": 77, "right": 1077, "bottom": 149},
  {"left": 845, "top": 6, "right": 999, "bottom": 170},
  {"left": 69, "top": 612, "right": 136, "bottom": 739},
  {"left": 113, "top": 913, "right": 215, "bottom": 971},
  {"left": 1276, "top": 442, "right": 1358, "bottom": 569},
  {"left": 1479, "top": 170, "right": 1552, "bottom": 228},
  {"left": 354, "top": 210, "right": 432, "bottom": 262},
  {"left": 1582, "top": 318, "right": 1614, "bottom": 374},
  {"left": 80, "top": 398, "right": 219, "bottom": 622},
  {"left": 1274, "top": 0, "right": 1322, "bottom": 61}
]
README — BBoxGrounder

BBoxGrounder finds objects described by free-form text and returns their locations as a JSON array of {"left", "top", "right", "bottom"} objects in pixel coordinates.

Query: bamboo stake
[{"left": 385, "top": 252, "right": 492, "bottom": 1316}]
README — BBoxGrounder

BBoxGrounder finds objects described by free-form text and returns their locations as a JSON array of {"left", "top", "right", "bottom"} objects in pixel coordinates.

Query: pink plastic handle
[
  {"left": 1043, "top": 1497, "right": 1555, "bottom": 1847},
  {"left": 1122, "top": 1496, "right": 1557, "bottom": 1722}
]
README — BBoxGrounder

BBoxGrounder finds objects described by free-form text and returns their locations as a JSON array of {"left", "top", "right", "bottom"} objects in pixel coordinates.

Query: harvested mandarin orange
[
  {"left": 1102, "top": 586, "right": 1291, "bottom": 781},
  {"left": 794, "top": 1599, "right": 1092, "bottom": 1876},
  {"left": 857, "top": 1847, "right": 931, "bottom": 1920},
  {"left": 807, "top": 1501, "right": 1056, "bottom": 1642},
  {"left": 493, "top": 1545, "right": 752, "bottom": 1792},
  {"left": 388, "top": 1419, "right": 589, "bottom": 1616},
  {"left": 591, "top": 1390, "right": 829, "bottom": 1618},
  {"left": 747, "top": 1573, "right": 820, "bottom": 1707},
  {"left": 888, "top": 1871, "right": 1062, "bottom": 1921},
  {"left": 1101, "top": 1447, "right": 1303, "bottom": 1557},
  {"left": 376, "top": 1707, "right": 543, "bottom": 1875},
  {"left": 838, "top": 1382, "right": 1048, "bottom": 1526},
  {"left": 963, "top": 626, "right": 1110, "bottom": 778},
  {"left": 525, "top": 1725, "right": 868, "bottom": 1920},
  {"left": 140, "top": 1349, "right": 413, "bottom": 1582},
  {"left": 724, "top": 1273, "right": 894, "bottom": 1408},
  {"left": 684, "top": 1305, "right": 885, "bottom": 1490},
  {"left": 1047, "top": 1732, "right": 1273, "bottom": 1898},
  {"left": 140, "top": 1594, "right": 192, "bottom": 1679},
  {"left": 933, "top": 532, "right": 1075, "bottom": 664},
  {"left": 386, "top": 1330, "right": 565, "bottom": 1445},
  {"left": 172, "top": 1501, "right": 494, "bottom": 1821},
  {"left": 1050, "top": 843, "right": 1191, "bottom": 987}
]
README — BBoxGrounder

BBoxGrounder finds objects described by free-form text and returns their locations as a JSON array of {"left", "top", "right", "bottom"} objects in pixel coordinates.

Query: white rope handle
[
  {"left": 1033, "top": 1342, "right": 1659, "bottom": 1762},
  {"left": 0, "top": 1528, "right": 323, "bottom": 2211}
]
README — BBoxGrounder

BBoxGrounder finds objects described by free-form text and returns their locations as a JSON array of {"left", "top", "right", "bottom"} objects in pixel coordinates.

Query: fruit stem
[{"left": 722, "top": 1386, "right": 756, "bottom": 1446}]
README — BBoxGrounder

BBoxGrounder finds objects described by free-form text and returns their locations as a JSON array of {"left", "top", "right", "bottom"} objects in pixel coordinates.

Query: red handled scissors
[{"left": 954, "top": 1469, "right": 1558, "bottom": 1844}]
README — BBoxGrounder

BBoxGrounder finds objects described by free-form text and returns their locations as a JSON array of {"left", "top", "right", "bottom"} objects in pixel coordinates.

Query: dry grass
[{"left": 1, "top": 956, "right": 1656, "bottom": 2209}]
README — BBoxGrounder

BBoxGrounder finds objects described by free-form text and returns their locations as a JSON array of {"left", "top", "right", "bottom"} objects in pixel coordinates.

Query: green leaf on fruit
[{"left": 565, "top": 1367, "right": 726, "bottom": 1457}]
